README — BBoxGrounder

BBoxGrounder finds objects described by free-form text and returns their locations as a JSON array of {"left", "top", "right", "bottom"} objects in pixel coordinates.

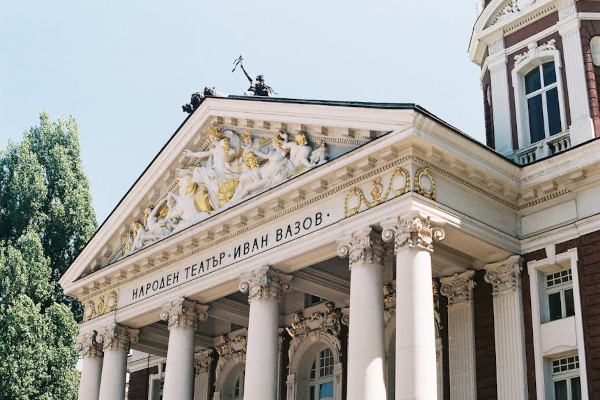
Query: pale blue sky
[{"left": 0, "top": 1, "right": 484, "bottom": 223}]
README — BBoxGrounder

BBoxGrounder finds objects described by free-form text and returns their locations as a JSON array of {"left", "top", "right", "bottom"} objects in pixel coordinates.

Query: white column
[
  {"left": 161, "top": 298, "right": 209, "bottom": 400},
  {"left": 194, "top": 350, "right": 213, "bottom": 400},
  {"left": 440, "top": 271, "right": 477, "bottom": 400},
  {"left": 381, "top": 214, "right": 445, "bottom": 400},
  {"left": 484, "top": 256, "right": 528, "bottom": 400},
  {"left": 558, "top": 0, "right": 595, "bottom": 145},
  {"left": 337, "top": 227, "right": 386, "bottom": 400},
  {"left": 488, "top": 37, "right": 514, "bottom": 155},
  {"left": 97, "top": 323, "right": 139, "bottom": 400},
  {"left": 76, "top": 331, "right": 104, "bottom": 400},
  {"left": 239, "top": 266, "right": 290, "bottom": 400}
]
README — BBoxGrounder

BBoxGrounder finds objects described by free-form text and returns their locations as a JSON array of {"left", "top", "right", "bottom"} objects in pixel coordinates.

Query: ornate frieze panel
[
  {"left": 514, "top": 39, "right": 557, "bottom": 69},
  {"left": 489, "top": 0, "right": 537, "bottom": 26},
  {"left": 214, "top": 331, "right": 247, "bottom": 387},
  {"left": 285, "top": 302, "right": 343, "bottom": 365},
  {"left": 82, "top": 290, "right": 118, "bottom": 322},
  {"left": 110, "top": 127, "right": 331, "bottom": 264},
  {"left": 414, "top": 167, "right": 436, "bottom": 200},
  {"left": 343, "top": 166, "right": 410, "bottom": 217}
]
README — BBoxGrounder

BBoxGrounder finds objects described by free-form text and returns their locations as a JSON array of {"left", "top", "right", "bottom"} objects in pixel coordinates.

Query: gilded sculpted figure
[{"left": 117, "top": 127, "right": 329, "bottom": 261}]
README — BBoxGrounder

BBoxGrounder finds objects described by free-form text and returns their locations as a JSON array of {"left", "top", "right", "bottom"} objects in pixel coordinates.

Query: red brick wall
[
  {"left": 128, "top": 365, "right": 158, "bottom": 400},
  {"left": 555, "top": 231, "right": 600, "bottom": 398},
  {"left": 522, "top": 248, "right": 547, "bottom": 400},
  {"left": 473, "top": 269, "right": 497, "bottom": 400}
]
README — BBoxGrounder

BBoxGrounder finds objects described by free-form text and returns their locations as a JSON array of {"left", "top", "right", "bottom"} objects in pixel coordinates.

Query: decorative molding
[
  {"left": 160, "top": 298, "right": 209, "bottom": 329},
  {"left": 484, "top": 255, "right": 523, "bottom": 295},
  {"left": 381, "top": 214, "right": 445, "bottom": 253},
  {"left": 194, "top": 349, "right": 214, "bottom": 375},
  {"left": 414, "top": 167, "right": 436, "bottom": 200},
  {"left": 214, "top": 331, "right": 247, "bottom": 390},
  {"left": 514, "top": 39, "right": 557, "bottom": 69},
  {"left": 76, "top": 330, "right": 103, "bottom": 358},
  {"left": 336, "top": 227, "right": 384, "bottom": 267},
  {"left": 490, "top": 0, "right": 537, "bottom": 26},
  {"left": 343, "top": 166, "right": 410, "bottom": 217},
  {"left": 239, "top": 266, "right": 291, "bottom": 302},
  {"left": 96, "top": 323, "right": 139, "bottom": 352},
  {"left": 440, "top": 271, "right": 476, "bottom": 306},
  {"left": 558, "top": 1, "right": 576, "bottom": 20},
  {"left": 82, "top": 290, "right": 118, "bottom": 322}
]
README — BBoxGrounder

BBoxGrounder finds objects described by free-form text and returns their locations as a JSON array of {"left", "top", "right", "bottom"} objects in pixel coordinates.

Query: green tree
[{"left": 0, "top": 112, "right": 97, "bottom": 400}]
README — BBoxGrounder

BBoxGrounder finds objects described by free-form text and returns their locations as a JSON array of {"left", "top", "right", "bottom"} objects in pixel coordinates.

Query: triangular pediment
[{"left": 60, "top": 97, "right": 409, "bottom": 290}]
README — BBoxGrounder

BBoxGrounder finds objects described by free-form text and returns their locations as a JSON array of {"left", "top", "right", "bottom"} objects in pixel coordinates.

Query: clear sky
[{"left": 0, "top": 0, "right": 484, "bottom": 224}]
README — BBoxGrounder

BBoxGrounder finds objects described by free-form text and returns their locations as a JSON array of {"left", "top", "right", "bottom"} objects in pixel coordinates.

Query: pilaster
[
  {"left": 558, "top": 0, "right": 595, "bottom": 145},
  {"left": 440, "top": 271, "right": 477, "bottom": 400},
  {"left": 484, "top": 256, "right": 528, "bottom": 400},
  {"left": 487, "top": 36, "right": 514, "bottom": 155},
  {"left": 194, "top": 350, "right": 214, "bottom": 400}
]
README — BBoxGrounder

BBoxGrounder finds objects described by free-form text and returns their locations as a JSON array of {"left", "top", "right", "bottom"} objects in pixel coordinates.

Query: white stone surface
[
  {"left": 98, "top": 347, "right": 128, "bottom": 400},
  {"left": 521, "top": 200, "right": 577, "bottom": 236},
  {"left": 78, "top": 356, "right": 103, "bottom": 400},
  {"left": 163, "top": 327, "right": 196, "bottom": 400}
]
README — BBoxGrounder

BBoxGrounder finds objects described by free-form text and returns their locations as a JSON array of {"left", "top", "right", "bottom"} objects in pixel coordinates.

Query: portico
[{"left": 61, "top": 98, "right": 526, "bottom": 400}]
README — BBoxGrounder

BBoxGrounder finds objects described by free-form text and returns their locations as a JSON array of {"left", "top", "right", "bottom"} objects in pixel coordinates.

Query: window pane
[
  {"left": 526, "top": 67, "right": 542, "bottom": 94},
  {"left": 310, "top": 385, "right": 316, "bottom": 400},
  {"left": 549, "top": 292, "right": 563, "bottom": 321},
  {"left": 319, "top": 381, "right": 334, "bottom": 399},
  {"left": 565, "top": 288, "right": 575, "bottom": 317},
  {"left": 528, "top": 94, "right": 545, "bottom": 143},
  {"left": 554, "top": 380, "right": 568, "bottom": 400},
  {"left": 546, "top": 87, "right": 562, "bottom": 135},
  {"left": 543, "top": 62, "right": 557, "bottom": 85},
  {"left": 571, "top": 377, "right": 582, "bottom": 400}
]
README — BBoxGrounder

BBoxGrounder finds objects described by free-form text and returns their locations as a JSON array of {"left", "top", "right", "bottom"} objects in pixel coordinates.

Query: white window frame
[
  {"left": 551, "top": 355, "right": 581, "bottom": 400},
  {"left": 148, "top": 362, "right": 166, "bottom": 400},
  {"left": 512, "top": 41, "right": 567, "bottom": 149},
  {"left": 307, "top": 348, "right": 335, "bottom": 400},
  {"left": 524, "top": 63, "right": 561, "bottom": 140},
  {"left": 545, "top": 268, "right": 575, "bottom": 322},
  {"left": 527, "top": 246, "right": 588, "bottom": 400}
]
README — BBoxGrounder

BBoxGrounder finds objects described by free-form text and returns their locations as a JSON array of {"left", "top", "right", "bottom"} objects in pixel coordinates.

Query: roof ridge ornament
[{"left": 232, "top": 55, "right": 276, "bottom": 97}]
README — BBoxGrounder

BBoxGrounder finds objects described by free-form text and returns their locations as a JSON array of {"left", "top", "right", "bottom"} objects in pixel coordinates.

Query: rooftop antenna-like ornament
[{"left": 232, "top": 55, "right": 276, "bottom": 97}]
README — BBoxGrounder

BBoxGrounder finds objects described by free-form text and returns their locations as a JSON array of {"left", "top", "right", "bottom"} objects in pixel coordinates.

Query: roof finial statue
[
  {"left": 232, "top": 55, "right": 276, "bottom": 97},
  {"left": 182, "top": 86, "right": 225, "bottom": 114}
]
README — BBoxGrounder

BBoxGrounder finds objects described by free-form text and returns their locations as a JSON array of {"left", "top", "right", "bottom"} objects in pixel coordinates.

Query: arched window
[
  {"left": 307, "top": 348, "right": 335, "bottom": 400},
  {"left": 524, "top": 61, "right": 562, "bottom": 143}
]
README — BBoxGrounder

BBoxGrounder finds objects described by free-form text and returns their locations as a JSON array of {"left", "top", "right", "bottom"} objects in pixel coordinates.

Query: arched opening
[
  {"left": 214, "top": 360, "right": 245, "bottom": 400},
  {"left": 291, "top": 340, "right": 340, "bottom": 400}
]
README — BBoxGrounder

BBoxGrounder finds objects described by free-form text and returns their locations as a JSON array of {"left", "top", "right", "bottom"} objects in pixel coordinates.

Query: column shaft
[
  {"left": 240, "top": 267, "right": 290, "bottom": 400},
  {"left": 76, "top": 331, "right": 103, "bottom": 400},
  {"left": 338, "top": 228, "right": 386, "bottom": 400},
  {"left": 395, "top": 248, "right": 438, "bottom": 400},
  {"left": 381, "top": 214, "right": 445, "bottom": 400},
  {"left": 160, "top": 298, "right": 208, "bottom": 400},
  {"left": 97, "top": 324, "right": 138, "bottom": 400}
]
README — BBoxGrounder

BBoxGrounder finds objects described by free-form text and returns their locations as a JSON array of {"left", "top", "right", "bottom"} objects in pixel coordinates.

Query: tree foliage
[{"left": 0, "top": 112, "right": 96, "bottom": 400}]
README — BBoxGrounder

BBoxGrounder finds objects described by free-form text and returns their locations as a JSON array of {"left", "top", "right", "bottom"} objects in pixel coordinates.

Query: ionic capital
[
  {"left": 337, "top": 227, "right": 384, "bottom": 268},
  {"left": 76, "top": 330, "right": 103, "bottom": 358},
  {"left": 96, "top": 323, "right": 139, "bottom": 352},
  {"left": 160, "top": 298, "right": 209, "bottom": 329},
  {"left": 440, "top": 270, "right": 476, "bottom": 306},
  {"left": 239, "top": 266, "right": 291, "bottom": 302},
  {"left": 380, "top": 214, "right": 445, "bottom": 253},
  {"left": 194, "top": 349, "right": 214, "bottom": 375},
  {"left": 484, "top": 255, "right": 522, "bottom": 295}
]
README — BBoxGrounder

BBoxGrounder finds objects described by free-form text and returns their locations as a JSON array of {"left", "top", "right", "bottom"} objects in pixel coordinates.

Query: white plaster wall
[{"left": 521, "top": 200, "right": 578, "bottom": 236}]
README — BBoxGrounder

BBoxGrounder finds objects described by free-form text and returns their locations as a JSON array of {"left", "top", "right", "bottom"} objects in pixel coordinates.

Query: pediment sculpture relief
[{"left": 109, "top": 127, "right": 328, "bottom": 264}]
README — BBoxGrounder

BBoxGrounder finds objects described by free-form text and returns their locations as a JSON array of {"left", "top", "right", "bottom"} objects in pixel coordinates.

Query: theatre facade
[{"left": 61, "top": 1, "right": 600, "bottom": 399}]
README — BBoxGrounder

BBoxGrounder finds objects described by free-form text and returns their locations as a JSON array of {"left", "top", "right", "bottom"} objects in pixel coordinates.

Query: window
[
  {"left": 546, "top": 269, "right": 575, "bottom": 322},
  {"left": 233, "top": 372, "right": 244, "bottom": 400},
  {"left": 552, "top": 356, "right": 581, "bottom": 400},
  {"left": 304, "top": 294, "right": 324, "bottom": 308},
  {"left": 524, "top": 61, "right": 562, "bottom": 143},
  {"left": 150, "top": 377, "right": 164, "bottom": 400},
  {"left": 308, "top": 348, "right": 335, "bottom": 400}
]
